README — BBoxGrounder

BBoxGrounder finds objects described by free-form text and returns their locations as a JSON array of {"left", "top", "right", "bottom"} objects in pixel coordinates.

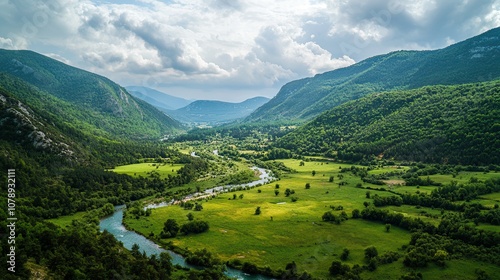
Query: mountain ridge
[
  {"left": 276, "top": 80, "right": 500, "bottom": 165},
  {"left": 246, "top": 27, "right": 500, "bottom": 123},
  {"left": 0, "top": 49, "right": 182, "bottom": 140},
  {"left": 165, "top": 96, "right": 270, "bottom": 125},
  {"left": 125, "top": 85, "right": 193, "bottom": 110}
]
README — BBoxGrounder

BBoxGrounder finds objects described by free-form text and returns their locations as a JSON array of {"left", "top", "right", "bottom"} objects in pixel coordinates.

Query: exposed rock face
[{"left": 0, "top": 95, "right": 74, "bottom": 158}]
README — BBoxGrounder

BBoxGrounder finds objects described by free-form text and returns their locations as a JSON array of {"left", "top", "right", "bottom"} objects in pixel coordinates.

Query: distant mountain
[
  {"left": 246, "top": 27, "right": 500, "bottom": 123},
  {"left": 166, "top": 96, "right": 270, "bottom": 125},
  {"left": 125, "top": 86, "right": 192, "bottom": 110},
  {"left": 0, "top": 49, "right": 182, "bottom": 140},
  {"left": 276, "top": 80, "right": 500, "bottom": 165}
]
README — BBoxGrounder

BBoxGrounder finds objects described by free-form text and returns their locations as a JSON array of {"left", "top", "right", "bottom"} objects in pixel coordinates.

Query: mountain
[
  {"left": 166, "top": 96, "right": 270, "bottom": 125},
  {"left": 276, "top": 80, "right": 500, "bottom": 165},
  {"left": 246, "top": 27, "right": 500, "bottom": 123},
  {"left": 125, "top": 86, "right": 193, "bottom": 110},
  {"left": 0, "top": 49, "right": 182, "bottom": 140}
]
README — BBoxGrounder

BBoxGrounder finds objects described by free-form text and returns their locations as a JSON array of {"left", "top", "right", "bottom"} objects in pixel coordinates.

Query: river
[{"left": 100, "top": 167, "right": 275, "bottom": 280}]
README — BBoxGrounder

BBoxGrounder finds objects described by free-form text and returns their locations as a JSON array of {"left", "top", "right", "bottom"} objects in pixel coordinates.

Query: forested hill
[
  {"left": 166, "top": 96, "right": 270, "bottom": 125},
  {"left": 276, "top": 80, "right": 500, "bottom": 165},
  {"left": 246, "top": 27, "right": 500, "bottom": 123},
  {"left": 0, "top": 49, "right": 182, "bottom": 139}
]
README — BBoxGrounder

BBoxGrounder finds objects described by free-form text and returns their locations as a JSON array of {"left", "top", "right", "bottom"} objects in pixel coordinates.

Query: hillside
[
  {"left": 246, "top": 27, "right": 500, "bottom": 123},
  {"left": 276, "top": 80, "right": 500, "bottom": 165},
  {"left": 166, "top": 96, "right": 270, "bottom": 125},
  {"left": 0, "top": 49, "right": 182, "bottom": 140},
  {"left": 125, "top": 86, "right": 192, "bottom": 110}
]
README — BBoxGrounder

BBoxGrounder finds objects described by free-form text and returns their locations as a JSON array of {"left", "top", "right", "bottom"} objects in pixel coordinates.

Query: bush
[
  {"left": 180, "top": 220, "right": 209, "bottom": 235},
  {"left": 364, "top": 246, "right": 378, "bottom": 259}
]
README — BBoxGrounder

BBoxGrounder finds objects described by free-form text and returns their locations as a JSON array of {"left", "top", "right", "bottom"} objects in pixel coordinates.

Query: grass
[
  {"left": 47, "top": 211, "right": 87, "bottom": 228},
  {"left": 116, "top": 158, "right": 500, "bottom": 278},
  {"left": 110, "top": 162, "right": 184, "bottom": 179},
  {"left": 123, "top": 160, "right": 414, "bottom": 277},
  {"left": 361, "top": 258, "right": 500, "bottom": 280},
  {"left": 422, "top": 171, "right": 500, "bottom": 184}
]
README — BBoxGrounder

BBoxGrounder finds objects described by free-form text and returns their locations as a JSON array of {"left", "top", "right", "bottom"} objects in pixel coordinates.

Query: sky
[{"left": 0, "top": 0, "right": 499, "bottom": 102}]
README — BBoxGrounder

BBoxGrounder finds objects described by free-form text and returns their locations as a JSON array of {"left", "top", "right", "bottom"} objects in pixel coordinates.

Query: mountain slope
[
  {"left": 0, "top": 49, "right": 182, "bottom": 139},
  {"left": 125, "top": 86, "right": 192, "bottom": 110},
  {"left": 166, "top": 96, "right": 270, "bottom": 125},
  {"left": 246, "top": 27, "right": 500, "bottom": 123},
  {"left": 276, "top": 80, "right": 500, "bottom": 165}
]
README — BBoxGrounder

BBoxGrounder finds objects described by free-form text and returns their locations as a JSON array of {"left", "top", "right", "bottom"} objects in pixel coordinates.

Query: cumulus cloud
[{"left": 0, "top": 0, "right": 498, "bottom": 101}]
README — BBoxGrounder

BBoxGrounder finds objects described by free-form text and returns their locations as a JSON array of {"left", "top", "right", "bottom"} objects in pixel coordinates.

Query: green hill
[
  {"left": 246, "top": 27, "right": 500, "bottom": 123},
  {"left": 276, "top": 80, "right": 500, "bottom": 165},
  {"left": 0, "top": 49, "right": 182, "bottom": 140},
  {"left": 166, "top": 97, "right": 270, "bottom": 125}
]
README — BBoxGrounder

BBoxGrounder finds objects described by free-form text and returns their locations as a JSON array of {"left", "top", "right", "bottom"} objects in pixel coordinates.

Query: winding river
[{"left": 100, "top": 167, "right": 274, "bottom": 280}]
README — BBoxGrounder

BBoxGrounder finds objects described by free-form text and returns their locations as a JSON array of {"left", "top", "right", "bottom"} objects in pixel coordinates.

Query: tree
[
  {"left": 187, "top": 213, "right": 194, "bottom": 221},
  {"left": 329, "top": 261, "right": 351, "bottom": 276},
  {"left": 434, "top": 250, "right": 448, "bottom": 267},
  {"left": 305, "top": 183, "right": 311, "bottom": 189},
  {"left": 340, "top": 248, "right": 350, "bottom": 261},
  {"left": 275, "top": 184, "right": 280, "bottom": 189},
  {"left": 275, "top": 190, "right": 279, "bottom": 196},
  {"left": 366, "top": 191, "right": 371, "bottom": 198},
  {"left": 299, "top": 161, "right": 305, "bottom": 166},
  {"left": 180, "top": 221, "right": 209, "bottom": 235},
  {"left": 239, "top": 194, "right": 244, "bottom": 199},
  {"left": 365, "top": 246, "right": 378, "bottom": 260},
  {"left": 329, "top": 176, "right": 334, "bottom": 182},
  {"left": 352, "top": 209, "right": 361, "bottom": 219},
  {"left": 194, "top": 203, "right": 203, "bottom": 211},
  {"left": 363, "top": 201, "right": 370, "bottom": 208},
  {"left": 162, "top": 219, "right": 179, "bottom": 238},
  {"left": 312, "top": 170, "right": 316, "bottom": 176},
  {"left": 385, "top": 223, "right": 391, "bottom": 232},
  {"left": 255, "top": 206, "right": 261, "bottom": 215}
]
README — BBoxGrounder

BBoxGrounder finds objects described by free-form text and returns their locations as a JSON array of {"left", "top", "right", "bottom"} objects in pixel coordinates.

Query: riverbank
[{"left": 103, "top": 167, "right": 276, "bottom": 280}]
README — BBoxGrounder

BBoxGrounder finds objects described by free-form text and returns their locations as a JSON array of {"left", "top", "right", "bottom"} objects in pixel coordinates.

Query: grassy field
[
  {"left": 110, "top": 162, "right": 184, "bottom": 179},
  {"left": 422, "top": 171, "right": 500, "bottom": 184},
  {"left": 47, "top": 211, "right": 87, "bottom": 228},
  {"left": 45, "top": 157, "right": 500, "bottom": 278},
  {"left": 124, "top": 159, "right": 500, "bottom": 278}
]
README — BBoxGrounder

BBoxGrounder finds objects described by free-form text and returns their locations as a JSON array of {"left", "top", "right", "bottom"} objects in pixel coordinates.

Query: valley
[{"left": 1, "top": 27, "right": 500, "bottom": 280}]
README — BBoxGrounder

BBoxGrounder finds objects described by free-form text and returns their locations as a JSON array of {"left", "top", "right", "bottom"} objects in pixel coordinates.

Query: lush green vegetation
[
  {"left": 125, "top": 159, "right": 500, "bottom": 279},
  {"left": 246, "top": 27, "right": 500, "bottom": 123},
  {"left": 277, "top": 80, "right": 500, "bottom": 165},
  {"left": 0, "top": 50, "right": 181, "bottom": 140},
  {"left": 110, "top": 162, "right": 185, "bottom": 179}
]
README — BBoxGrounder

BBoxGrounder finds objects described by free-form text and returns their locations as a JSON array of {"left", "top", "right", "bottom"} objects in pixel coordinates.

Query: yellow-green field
[
  {"left": 110, "top": 162, "right": 184, "bottom": 179},
  {"left": 47, "top": 211, "right": 87, "bottom": 228},
  {"left": 125, "top": 159, "right": 500, "bottom": 278}
]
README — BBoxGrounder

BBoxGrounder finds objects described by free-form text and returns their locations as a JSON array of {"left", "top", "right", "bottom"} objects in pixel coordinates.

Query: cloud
[
  {"left": 252, "top": 25, "right": 355, "bottom": 76},
  {"left": 0, "top": 0, "right": 498, "bottom": 100}
]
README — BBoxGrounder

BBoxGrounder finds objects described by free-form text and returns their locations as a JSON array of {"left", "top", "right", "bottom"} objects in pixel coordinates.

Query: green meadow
[
  {"left": 125, "top": 159, "right": 500, "bottom": 278},
  {"left": 110, "top": 162, "right": 184, "bottom": 179},
  {"left": 47, "top": 211, "right": 87, "bottom": 228}
]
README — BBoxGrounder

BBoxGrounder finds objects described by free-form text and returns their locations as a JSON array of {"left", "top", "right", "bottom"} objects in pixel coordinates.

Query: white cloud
[{"left": 0, "top": 0, "right": 498, "bottom": 100}]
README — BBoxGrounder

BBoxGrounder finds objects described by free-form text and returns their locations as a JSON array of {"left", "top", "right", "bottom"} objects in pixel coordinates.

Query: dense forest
[{"left": 277, "top": 80, "right": 500, "bottom": 165}]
